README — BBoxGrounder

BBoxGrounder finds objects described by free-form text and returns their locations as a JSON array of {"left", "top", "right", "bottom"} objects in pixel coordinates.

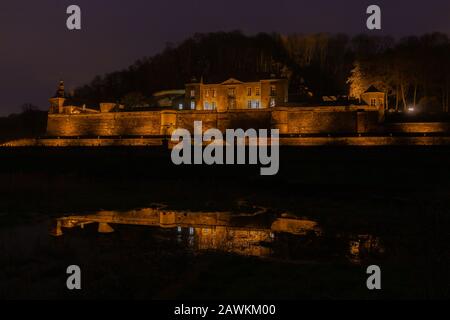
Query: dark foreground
[{"left": 0, "top": 146, "right": 449, "bottom": 299}]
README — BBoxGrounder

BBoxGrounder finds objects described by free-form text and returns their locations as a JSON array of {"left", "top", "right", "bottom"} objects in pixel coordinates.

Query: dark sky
[{"left": 1, "top": 0, "right": 449, "bottom": 115}]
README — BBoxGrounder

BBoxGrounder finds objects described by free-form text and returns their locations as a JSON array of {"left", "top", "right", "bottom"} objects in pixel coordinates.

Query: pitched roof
[
  {"left": 220, "top": 78, "right": 244, "bottom": 85},
  {"left": 364, "top": 85, "right": 382, "bottom": 93}
]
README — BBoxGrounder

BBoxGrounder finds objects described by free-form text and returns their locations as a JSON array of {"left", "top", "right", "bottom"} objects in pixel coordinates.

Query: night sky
[{"left": 1, "top": 0, "right": 449, "bottom": 115}]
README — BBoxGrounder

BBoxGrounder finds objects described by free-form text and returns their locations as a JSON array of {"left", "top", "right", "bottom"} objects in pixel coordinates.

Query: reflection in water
[
  {"left": 50, "top": 207, "right": 383, "bottom": 263},
  {"left": 348, "top": 235, "right": 385, "bottom": 264}
]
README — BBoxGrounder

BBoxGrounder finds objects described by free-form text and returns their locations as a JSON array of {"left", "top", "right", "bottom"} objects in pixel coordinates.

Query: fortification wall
[
  {"left": 46, "top": 107, "right": 381, "bottom": 137},
  {"left": 47, "top": 112, "right": 161, "bottom": 136},
  {"left": 5, "top": 136, "right": 450, "bottom": 147},
  {"left": 218, "top": 109, "right": 272, "bottom": 132},
  {"left": 272, "top": 108, "right": 380, "bottom": 134},
  {"left": 175, "top": 111, "right": 218, "bottom": 134},
  {"left": 384, "top": 122, "right": 450, "bottom": 133}
]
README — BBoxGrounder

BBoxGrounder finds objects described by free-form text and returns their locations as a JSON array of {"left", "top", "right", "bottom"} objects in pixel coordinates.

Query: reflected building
[
  {"left": 50, "top": 208, "right": 320, "bottom": 258},
  {"left": 49, "top": 207, "right": 383, "bottom": 263}
]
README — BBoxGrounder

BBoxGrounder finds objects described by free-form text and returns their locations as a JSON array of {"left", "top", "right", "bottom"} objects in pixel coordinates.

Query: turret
[
  {"left": 49, "top": 80, "right": 66, "bottom": 113},
  {"left": 360, "top": 85, "right": 385, "bottom": 121}
]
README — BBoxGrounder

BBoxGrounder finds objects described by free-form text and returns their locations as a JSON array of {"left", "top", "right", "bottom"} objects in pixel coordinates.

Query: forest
[{"left": 70, "top": 31, "right": 450, "bottom": 113}]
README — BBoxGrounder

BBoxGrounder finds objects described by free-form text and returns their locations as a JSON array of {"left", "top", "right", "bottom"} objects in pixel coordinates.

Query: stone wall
[
  {"left": 5, "top": 136, "right": 450, "bottom": 147},
  {"left": 175, "top": 111, "right": 218, "bottom": 134},
  {"left": 384, "top": 122, "right": 450, "bottom": 133},
  {"left": 47, "top": 112, "right": 161, "bottom": 136},
  {"left": 272, "top": 107, "right": 380, "bottom": 134},
  {"left": 46, "top": 107, "right": 382, "bottom": 137},
  {"left": 171, "top": 109, "right": 271, "bottom": 134}
]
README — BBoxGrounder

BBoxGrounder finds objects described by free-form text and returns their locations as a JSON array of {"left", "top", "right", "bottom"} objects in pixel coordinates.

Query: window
[
  {"left": 270, "top": 85, "right": 277, "bottom": 96},
  {"left": 190, "top": 89, "right": 195, "bottom": 98},
  {"left": 370, "top": 98, "right": 376, "bottom": 106},
  {"left": 205, "top": 89, "right": 209, "bottom": 97},
  {"left": 255, "top": 87, "right": 260, "bottom": 96},
  {"left": 211, "top": 88, "right": 216, "bottom": 98},
  {"left": 190, "top": 101, "right": 195, "bottom": 109},
  {"left": 228, "top": 88, "right": 235, "bottom": 97},
  {"left": 204, "top": 102, "right": 215, "bottom": 110},
  {"left": 247, "top": 87, "right": 252, "bottom": 96},
  {"left": 178, "top": 103, "right": 183, "bottom": 110},
  {"left": 249, "top": 100, "right": 260, "bottom": 109},
  {"left": 270, "top": 97, "right": 276, "bottom": 107}
]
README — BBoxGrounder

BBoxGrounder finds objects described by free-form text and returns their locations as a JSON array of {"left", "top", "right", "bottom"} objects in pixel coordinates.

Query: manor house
[{"left": 184, "top": 77, "right": 288, "bottom": 111}]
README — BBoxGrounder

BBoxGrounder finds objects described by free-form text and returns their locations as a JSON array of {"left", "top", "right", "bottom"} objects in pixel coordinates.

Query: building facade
[
  {"left": 44, "top": 79, "right": 386, "bottom": 138},
  {"left": 184, "top": 77, "right": 288, "bottom": 112}
]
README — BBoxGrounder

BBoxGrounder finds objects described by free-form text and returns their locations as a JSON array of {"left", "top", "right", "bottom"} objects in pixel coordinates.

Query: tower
[
  {"left": 360, "top": 85, "right": 385, "bottom": 121},
  {"left": 49, "top": 80, "right": 66, "bottom": 113}
]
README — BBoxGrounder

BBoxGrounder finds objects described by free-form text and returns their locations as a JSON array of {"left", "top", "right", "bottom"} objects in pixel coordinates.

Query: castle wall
[
  {"left": 175, "top": 111, "right": 218, "bottom": 133},
  {"left": 46, "top": 107, "right": 382, "bottom": 137},
  {"left": 272, "top": 107, "right": 380, "bottom": 134},
  {"left": 171, "top": 109, "right": 272, "bottom": 134},
  {"left": 384, "top": 122, "right": 450, "bottom": 133},
  {"left": 47, "top": 112, "right": 161, "bottom": 136},
  {"left": 217, "top": 109, "right": 272, "bottom": 132},
  {"left": 287, "top": 110, "right": 357, "bottom": 134}
]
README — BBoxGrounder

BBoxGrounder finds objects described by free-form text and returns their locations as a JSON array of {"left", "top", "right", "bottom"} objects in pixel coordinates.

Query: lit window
[
  {"left": 204, "top": 102, "right": 215, "bottom": 110},
  {"left": 190, "top": 90, "right": 195, "bottom": 98},
  {"left": 190, "top": 101, "right": 195, "bottom": 109},
  {"left": 255, "top": 100, "right": 260, "bottom": 108},
  {"left": 178, "top": 103, "right": 183, "bottom": 110},
  {"left": 270, "top": 85, "right": 276, "bottom": 96},
  {"left": 270, "top": 97, "right": 276, "bottom": 107},
  {"left": 247, "top": 87, "right": 252, "bottom": 96},
  {"left": 255, "top": 87, "right": 260, "bottom": 96}
]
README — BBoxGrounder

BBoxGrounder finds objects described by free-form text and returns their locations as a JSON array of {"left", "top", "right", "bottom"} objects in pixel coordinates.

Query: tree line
[{"left": 70, "top": 31, "right": 450, "bottom": 113}]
